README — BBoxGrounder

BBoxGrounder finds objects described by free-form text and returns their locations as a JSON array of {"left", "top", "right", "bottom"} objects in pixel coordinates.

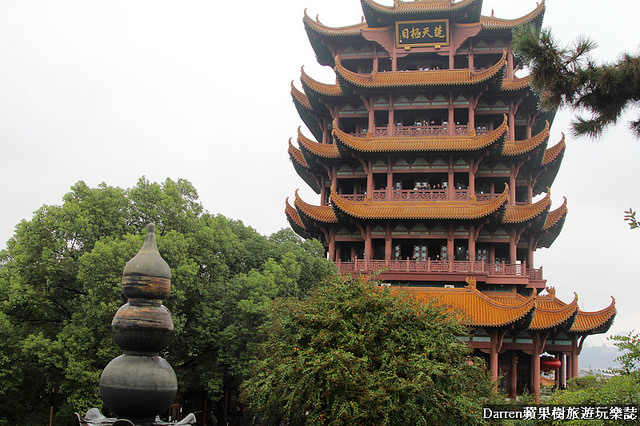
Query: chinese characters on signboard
[{"left": 396, "top": 19, "right": 449, "bottom": 48}]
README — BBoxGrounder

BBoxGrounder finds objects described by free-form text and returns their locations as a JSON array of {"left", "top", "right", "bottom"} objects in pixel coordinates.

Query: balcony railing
[
  {"left": 337, "top": 259, "right": 543, "bottom": 280},
  {"left": 339, "top": 191, "right": 501, "bottom": 202},
  {"left": 364, "top": 125, "right": 492, "bottom": 137}
]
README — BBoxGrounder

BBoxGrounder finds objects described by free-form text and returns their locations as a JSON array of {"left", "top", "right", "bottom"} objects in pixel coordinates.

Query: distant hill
[{"left": 578, "top": 344, "right": 620, "bottom": 372}]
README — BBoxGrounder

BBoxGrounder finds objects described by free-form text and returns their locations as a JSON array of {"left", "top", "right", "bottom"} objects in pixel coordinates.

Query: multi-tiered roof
[{"left": 285, "top": 0, "right": 613, "bottom": 399}]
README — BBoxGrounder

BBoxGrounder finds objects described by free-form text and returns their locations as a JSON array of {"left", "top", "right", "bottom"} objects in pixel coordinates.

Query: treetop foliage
[
  {"left": 242, "top": 275, "right": 496, "bottom": 426},
  {"left": 513, "top": 25, "right": 640, "bottom": 138}
]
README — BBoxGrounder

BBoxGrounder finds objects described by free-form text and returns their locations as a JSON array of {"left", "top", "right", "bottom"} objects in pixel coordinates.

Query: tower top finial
[{"left": 122, "top": 224, "right": 171, "bottom": 279}]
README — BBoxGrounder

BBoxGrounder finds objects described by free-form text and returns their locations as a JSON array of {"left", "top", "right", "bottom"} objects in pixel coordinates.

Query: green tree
[
  {"left": 242, "top": 275, "right": 496, "bottom": 426},
  {"left": 513, "top": 26, "right": 640, "bottom": 230},
  {"left": 513, "top": 25, "right": 640, "bottom": 138},
  {"left": 0, "top": 178, "right": 334, "bottom": 425}
]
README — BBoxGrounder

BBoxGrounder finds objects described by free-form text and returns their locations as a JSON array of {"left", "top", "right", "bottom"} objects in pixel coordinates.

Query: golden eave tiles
[
  {"left": 481, "top": 0, "right": 545, "bottom": 30},
  {"left": 501, "top": 75, "right": 532, "bottom": 92},
  {"left": 334, "top": 115, "right": 507, "bottom": 153},
  {"left": 363, "top": 0, "right": 479, "bottom": 15},
  {"left": 504, "top": 192, "right": 551, "bottom": 224},
  {"left": 571, "top": 298, "right": 617, "bottom": 333},
  {"left": 400, "top": 286, "right": 535, "bottom": 327},
  {"left": 285, "top": 198, "right": 307, "bottom": 230},
  {"left": 542, "top": 134, "right": 566, "bottom": 166},
  {"left": 301, "top": 67, "right": 344, "bottom": 97},
  {"left": 295, "top": 190, "right": 338, "bottom": 224},
  {"left": 543, "top": 197, "right": 567, "bottom": 231},
  {"left": 291, "top": 82, "right": 312, "bottom": 110},
  {"left": 298, "top": 128, "right": 341, "bottom": 159},
  {"left": 530, "top": 293, "right": 578, "bottom": 330},
  {"left": 503, "top": 121, "right": 549, "bottom": 156},
  {"left": 335, "top": 51, "right": 506, "bottom": 89},
  {"left": 303, "top": 9, "right": 367, "bottom": 37},
  {"left": 288, "top": 139, "right": 310, "bottom": 169},
  {"left": 330, "top": 185, "right": 509, "bottom": 220}
]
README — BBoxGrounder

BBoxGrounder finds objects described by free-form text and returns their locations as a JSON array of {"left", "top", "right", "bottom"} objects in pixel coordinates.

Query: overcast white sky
[{"left": 1, "top": 0, "right": 639, "bottom": 346}]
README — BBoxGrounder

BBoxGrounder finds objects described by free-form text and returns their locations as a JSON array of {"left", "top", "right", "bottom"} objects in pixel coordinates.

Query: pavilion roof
[
  {"left": 289, "top": 139, "right": 322, "bottom": 194},
  {"left": 361, "top": 0, "right": 482, "bottom": 28},
  {"left": 571, "top": 298, "right": 617, "bottom": 333},
  {"left": 330, "top": 185, "right": 509, "bottom": 220},
  {"left": 303, "top": 1, "right": 544, "bottom": 39},
  {"left": 335, "top": 51, "right": 506, "bottom": 91},
  {"left": 285, "top": 198, "right": 313, "bottom": 239},
  {"left": 537, "top": 197, "right": 567, "bottom": 249},
  {"left": 288, "top": 138, "right": 310, "bottom": 169},
  {"left": 501, "top": 75, "right": 532, "bottom": 92},
  {"left": 529, "top": 293, "right": 578, "bottom": 331},
  {"left": 400, "top": 285, "right": 535, "bottom": 327},
  {"left": 543, "top": 197, "right": 567, "bottom": 232},
  {"left": 534, "top": 134, "right": 566, "bottom": 194},
  {"left": 291, "top": 82, "right": 325, "bottom": 142},
  {"left": 481, "top": 0, "right": 545, "bottom": 30},
  {"left": 303, "top": 9, "right": 367, "bottom": 38},
  {"left": 480, "top": 288, "right": 614, "bottom": 334},
  {"left": 301, "top": 67, "right": 344, "bottom": 98},
  {"left": 503, "top": 192, "right": 550, "bottom": 224},
  {"left": 333, "top": 115, "right": 507, "bottom": 153},
  {"left": 542, "top": 134, "right": 566, "bottom": 167},
  {"left": 291, "top": 81, "right": 313, "bottom": 110},
  {"left": 298, "top": 128, "right": 341, "bottom": 159},
  {"left": 295, "top": 190, "right": 338, "bottom": 224},
  {"left": 502, "top": 121, "right": 549, "bottom": 156},
  {"left": 285, "top": 197, "right": 306, "bottom": 230}
]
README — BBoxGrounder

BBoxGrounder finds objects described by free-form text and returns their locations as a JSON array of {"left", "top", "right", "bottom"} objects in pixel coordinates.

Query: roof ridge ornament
[{"left": 465, "top": 276, "right": 477, "bottom": 290}]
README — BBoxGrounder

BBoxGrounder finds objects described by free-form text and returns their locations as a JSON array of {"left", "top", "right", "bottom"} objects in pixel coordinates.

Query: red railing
[
  {"left": 340, "top": 191, "right": 501, "bottom": 202},
  {"left": 337, "top": 259, "right": 543, "bottom": 280},
  {"left": 371, "top": 124, "right": 469, "bottom": 137}
]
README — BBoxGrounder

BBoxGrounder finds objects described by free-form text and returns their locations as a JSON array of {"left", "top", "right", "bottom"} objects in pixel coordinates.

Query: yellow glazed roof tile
[
  {"left": 543, "top": 197, "right": 567, "bottom": 231},
  {"left": 291, "top": 82, "right": 313, "bottom": 110},
  {"left": 303, "top": 10, "right": 367, "bottom": 37},
  {"left": 301, "top": 67, "right": 344, "bottom": 97},
  {"left": 542, "top": 134, "right": 566, "bottom": 166},
  {"left": 529, "top": 293, "right": 578, "bottom": 330},
  {"left": 481, "top": 1, "right": 545, "bottom": 30},
  {"left": 399, "top": 286, "right": 535, "bottom": 327},
  {"left": 571, "top": 298, "right": 617, "bottom": 333},
  {"left": 285, "top": 197, "right": 307, "bottom": 230},
  {"left": 330, "top": 185, "right": 509, "bottom": 220},
  {"left": 295, "top": 190, "right": 338, "bottom": 224},
  {"left": 503, "top": 121, "right": 549, "bottom": 156},
  {"left": 334, "top": 115, "right": 507, "bottom": 153},
  {"left": 501, "top": 75, "right": 532, "bottom": 92},
  {"left": 288, "top": 139, "right": 310, "bottom": 169},
  {"left": 363, "top": 0, "right": 479, "bottom": 15},
  {"left": 335, "top": 51, "right": 506, "bottom": 89},
  {"left": 503, "top": 192, "right": 551, "bottom": 224},
  {"left": 298, "top": 128, "right": 341, "bottom": 159}
]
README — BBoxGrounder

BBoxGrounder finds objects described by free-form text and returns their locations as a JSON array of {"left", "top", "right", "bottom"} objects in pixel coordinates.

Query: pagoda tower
[{"left": 286, "top": 0, "right": 615, "bottom": 400}]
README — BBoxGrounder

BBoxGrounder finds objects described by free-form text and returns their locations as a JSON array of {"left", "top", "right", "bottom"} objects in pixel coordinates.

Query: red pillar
[
  {"left": 385, "top": 225, "right": 392, "bottom": 262},
  {"left": 468, "top": 226, "right": 476, "bottom": 265},
  {"left": 386, "top": 166, "right": 393, "bottom": 201},
  {"left": 571, "top": 338, "right": 579, "bottom": 379},
  {"left": 328, "top": 229, "right": 336, "bottom": 261},
  {"left": 490, "top": 330, "right": 499, "bottom": 386},
  {"left": 509, "top": 351, "right": 518, "bottom": 398},
  {"left": 532, "top": 334, "right": 541, "bottom": 402},
  {"left": 509, "top": 229, "right": 517, "bottom": 265},
  {"left": 447, "top": 156, "right": 454, "bottom": 199},
  {"left": 368, "top": 100, "right": 375, "bottom": 133},
  {"left": 364, "top": 225, "right": 372, "bottom": 261},
  {"left": 448, "top": 92, "right": 454, "bottom": 135}
]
